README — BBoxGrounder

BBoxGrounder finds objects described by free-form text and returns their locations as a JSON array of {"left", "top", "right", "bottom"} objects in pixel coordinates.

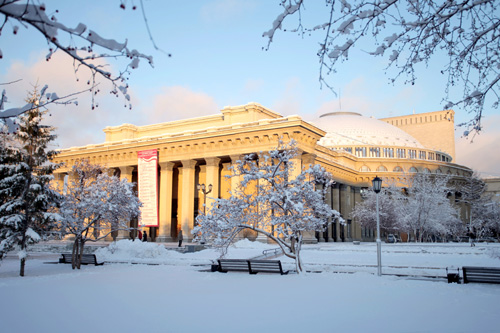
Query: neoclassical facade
[{"left": 51, "top": 103, "right": 472, "bottom": 243}]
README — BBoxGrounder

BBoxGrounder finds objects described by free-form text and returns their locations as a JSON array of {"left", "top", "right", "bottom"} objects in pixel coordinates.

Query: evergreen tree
[{"left": 0, "top": 88, "right": 61, "bottom": 276}]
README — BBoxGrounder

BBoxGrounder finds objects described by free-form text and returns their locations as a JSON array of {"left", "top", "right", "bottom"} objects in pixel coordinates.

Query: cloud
[
  {"left": 455, "top": 114, "right": 500, "bottom": 177},
  {"left": 200, "top": 0, "right": 256, "bottom": 23},
  {"left": 1, "top": 51, "right": 136, "bottom": 148},
  {"left": 147, "top": 86, "right": 219, "bottom": 124},
  {"left": 1, "top": 52, "right": 219, "bottom": 149}
]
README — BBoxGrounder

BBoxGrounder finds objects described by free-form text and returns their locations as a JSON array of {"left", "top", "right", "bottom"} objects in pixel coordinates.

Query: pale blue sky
[{"left": 1, "top": 0, "right": 499, "bottom": 176}]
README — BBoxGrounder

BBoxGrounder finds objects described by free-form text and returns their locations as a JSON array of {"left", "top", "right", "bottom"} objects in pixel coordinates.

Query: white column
[
  {"left": 289, "top": 153, "right": 302, "bottom": 180},
  {"left": 116, "top": 166, "right": 134, "bottom": 240},
  {"left": 180, "top": 160, "right": 197, "bottom": 241},
  {"left": 230, "top": 154, "right": 243, "bottom": 195},
  {"left": 326, "top": 186, "right": 334, "bottom": 242},
  {"left": 205, "top": 157, "right": 220, "bottom": 211},
  {"left": 332, "top": 185, "right": 341, "bottom": 242},
  {"left": 301, "top": 153, "right": 317, "bottom": 244},
  {"left": 256, "top": 153, "right": 270, "bottom": 243},
  {"left": 157, "top": 162, "right": 174, "bottom": 242}
]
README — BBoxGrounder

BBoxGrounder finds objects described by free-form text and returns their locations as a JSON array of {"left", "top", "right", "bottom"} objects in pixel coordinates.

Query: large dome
[{"left": 313, "top": 112, "right": 424, "bottom": 148}]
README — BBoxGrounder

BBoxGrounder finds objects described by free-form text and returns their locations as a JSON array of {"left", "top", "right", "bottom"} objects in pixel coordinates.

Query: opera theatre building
[{"left": 51, "top": 102, "right": 472, "bottom": 243}]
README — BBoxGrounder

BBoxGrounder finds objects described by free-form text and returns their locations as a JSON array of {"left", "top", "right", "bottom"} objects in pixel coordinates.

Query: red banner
[{"left": 138, "top": 149, "right": 158, "bottom": 227}]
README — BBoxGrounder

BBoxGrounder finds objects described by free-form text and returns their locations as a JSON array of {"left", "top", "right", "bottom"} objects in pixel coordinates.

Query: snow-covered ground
[{"left": 1, "top": 240, "right": 500, "bottom": 333}]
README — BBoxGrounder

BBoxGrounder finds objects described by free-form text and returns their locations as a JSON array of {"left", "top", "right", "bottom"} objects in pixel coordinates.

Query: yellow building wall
[
  {"left": 103, "top": 102, "right": 283, "bottom": 143},
  {"left": 381, "top": 110, "right": 456, "bottom": 161}
]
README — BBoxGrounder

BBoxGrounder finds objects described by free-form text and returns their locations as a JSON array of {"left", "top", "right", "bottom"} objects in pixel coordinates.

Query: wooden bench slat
[
  {"left": 59, "top": 253, "right": 104, "bottom": 266},
  {"left": 217, "top": 259, "right": 288, "bottom": 275},
  {"left": 463, "top": 266, "right": 500, "bottom": 284},
  {"left": 217, "top": 259, "right": 250, "bottom": 273},
  {"left": 249, "top": 260, "right": 288, "bottom": 275}
]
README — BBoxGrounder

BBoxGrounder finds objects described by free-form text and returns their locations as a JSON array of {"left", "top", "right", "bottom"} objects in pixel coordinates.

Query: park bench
[
  {"left": 248, "top": 259, "right": 288, "bottom": 275},
  {"left": 462, "top": 266, "right": 500, "bottom": 284},
  {"left": 217, "top": 259, "right": 288, "bottom": 275},
  {"left": 217, "top": 259, "right": 250, "bottom": 273},
  {"left": 59, "top": 253, "right": 104, "bottom": 266}
]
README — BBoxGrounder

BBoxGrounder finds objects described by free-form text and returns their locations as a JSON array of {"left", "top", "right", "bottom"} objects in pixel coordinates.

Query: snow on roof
[{"left": 312, "top": 112, "right": 424, "bottom": 148}]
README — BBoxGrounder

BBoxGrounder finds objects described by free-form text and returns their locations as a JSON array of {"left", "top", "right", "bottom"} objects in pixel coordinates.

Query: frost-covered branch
[
  {"left": 0, "top": 0, "right": 156, "bottom": 128},
  {"left": 194, "top": 140, "right": 339, "bottom": 273},
  {"left": 57, "top": 159, "right": 141, "bottom": 269},
  {"left": 264, "top": 0, "right": 500, "bottom": 134},
  {"left": 0, "top": 84, "right": 95, "bottom": 132}
]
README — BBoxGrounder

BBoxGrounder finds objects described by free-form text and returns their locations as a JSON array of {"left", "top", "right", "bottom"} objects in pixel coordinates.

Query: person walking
[
  {"left": 178, "top": 229, "right": 183, "bottom": 247},
  {"left": 143, "top": 230, "right": 148, "bottom": 242}
]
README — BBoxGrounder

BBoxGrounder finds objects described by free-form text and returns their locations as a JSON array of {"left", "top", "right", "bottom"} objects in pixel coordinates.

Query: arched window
[
  {"left": 423, "top": 168, "right": 431, "bottom": 173},
  {"left": 393, "top": 166, "right": 403, "bottom": 172},
  {"left": 435, "top": 169, "right": 442, "bottom": 174},
  {"left": 377, "top": 165, "right": 388, "bottom": 172},
  {"left": 409, "top": 167, "right": 418, "bottom": 173},
  {"left": 359, "top": 165, "right": 371, "bottom": 172}
]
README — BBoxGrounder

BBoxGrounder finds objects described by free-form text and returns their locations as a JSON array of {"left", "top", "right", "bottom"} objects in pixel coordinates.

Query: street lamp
[
  {"left": 197, "top": 183, "right": 213, "bottom": 215},
  {"left": 372, "top": 175, "right": 383, "bottom": 276}
]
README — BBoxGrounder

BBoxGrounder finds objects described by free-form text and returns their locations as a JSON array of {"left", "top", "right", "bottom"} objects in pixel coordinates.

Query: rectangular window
[
  {"left": 370, "top": 147, "right": 380, "bottom": 157},
  {"left": 356, "top": 147, "right": 367, "bottom": 157}
]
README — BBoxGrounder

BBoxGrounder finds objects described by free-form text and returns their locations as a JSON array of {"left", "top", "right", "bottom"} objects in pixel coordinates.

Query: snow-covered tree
[
  {"left": 352, "top": 185, "right": 403, "bottom": 235},
  {"left": 469, "top": 195, "right": 500, "bottom": 239},
  {"left": 0, "top": 0, "right": 157, "bottom": 131},
  {"left": 0, "top": 88, "right": 61, "bottom": 276},
  {"left": 264, "top": 0, "right": 500, "bottom": 134},
  {"left": 454, "top": 172, "right": 491, "bottom": 238},
  {"left": 398, "top": 173, "right": 462, "bottom": 242},
  {"left": 57, "top": 159, "right": 141, "bottom": 269},
  {"left": 193, "top": 140, "right": 340, "bottom": 273},
  {"left": 456, "top": 172, "right": 486, "bottom": 207}
]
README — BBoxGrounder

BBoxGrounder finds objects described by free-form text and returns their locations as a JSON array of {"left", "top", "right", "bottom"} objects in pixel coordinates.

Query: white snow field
[{"left": 1, "top": 240, "right": 500, "bottom": 333}]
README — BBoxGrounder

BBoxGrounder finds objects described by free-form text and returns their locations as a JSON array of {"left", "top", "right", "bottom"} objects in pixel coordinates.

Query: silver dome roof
[{"left": 313, "top": 112, "right": 424, "bottom": 148}]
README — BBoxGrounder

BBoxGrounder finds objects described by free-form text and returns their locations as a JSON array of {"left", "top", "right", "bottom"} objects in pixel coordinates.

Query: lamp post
[
  {"left": 372, "top": 175, "right": 383, "bottom": 276},
  {"left": 197, "top": 183, "right": 213, "bottom": 215}
]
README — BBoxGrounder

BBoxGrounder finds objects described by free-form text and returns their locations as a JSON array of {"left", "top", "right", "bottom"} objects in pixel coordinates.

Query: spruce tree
[{"left": 0, "top": 88, "right": 61, "bottom": 276}]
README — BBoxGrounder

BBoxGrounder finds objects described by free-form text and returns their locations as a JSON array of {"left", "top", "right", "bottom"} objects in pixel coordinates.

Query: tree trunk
[
  {"left": 72, "top": 238, "right": 85, "bottom": 269},
  {"left": 72, "top": 239, "right": 78, "bottom": 270},
  {"left": 19, "top": 227, "right": 28, "bottom": 276},
  {"left": 20, "top": 258, "right": 25, "bottom": 277},
  {"left": 295, "top": 233, "right": 303, "bottom": 273},
  {"left": 77, "top": 241, "right": 85, "bottom": 269}
]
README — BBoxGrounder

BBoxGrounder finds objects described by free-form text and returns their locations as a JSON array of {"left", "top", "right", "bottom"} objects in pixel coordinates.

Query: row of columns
[
  {"left": 124, "top": 152, "right": 311, "bottom": 243},
  {"left": 317, "top": 184, "right": 363, "bottom": 242},
  {"left": 51, "top": 152, "right": 365, "bottom": 243}
]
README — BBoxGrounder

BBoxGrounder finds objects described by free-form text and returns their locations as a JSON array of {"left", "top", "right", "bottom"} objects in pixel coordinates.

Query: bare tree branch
[
  {"left": 0, "top": 0, "right": 157, "bottom": 129},
  {"left": 264, "top": 0, "right": 500, "bottom": 135}
]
